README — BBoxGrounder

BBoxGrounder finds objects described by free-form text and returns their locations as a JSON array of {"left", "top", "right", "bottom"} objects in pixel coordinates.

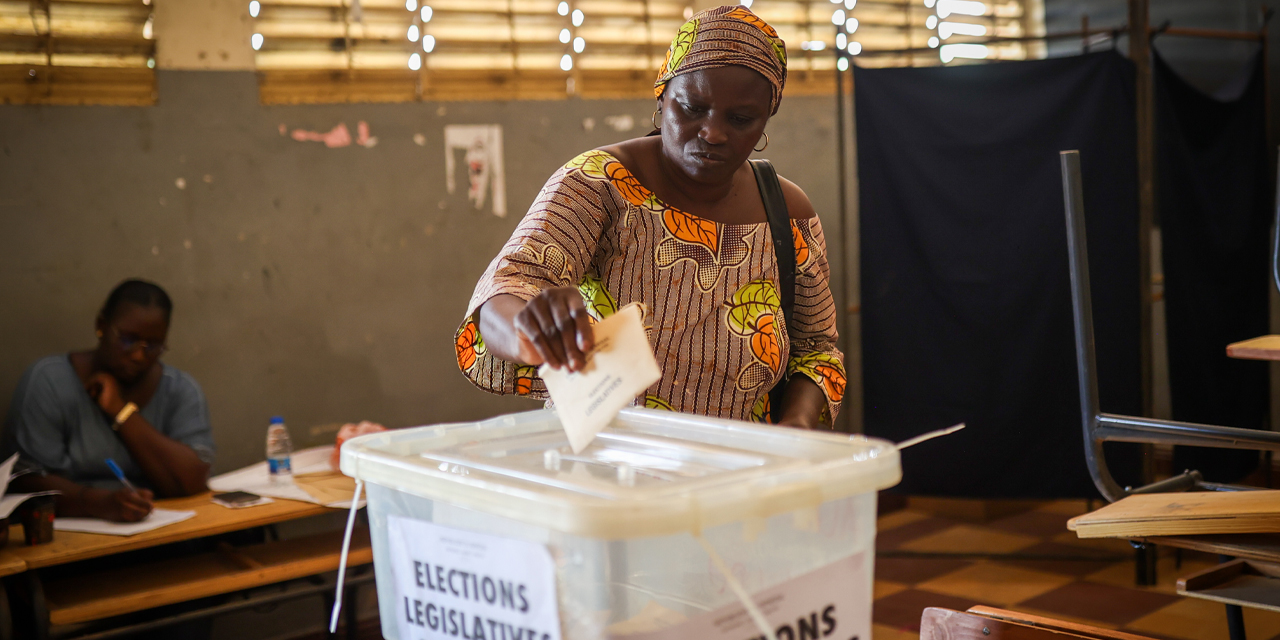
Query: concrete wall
[{"left": 0, "top": 71, "right": 849, "bottom": 475}]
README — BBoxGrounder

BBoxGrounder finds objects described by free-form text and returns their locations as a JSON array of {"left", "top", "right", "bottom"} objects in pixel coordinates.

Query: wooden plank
[
  {"left": 0, "top": 492, "right": 332, "bottom": 569},
  {"left": 45, "top": 528, "right": 372, "bottom": 625},
  {"left": 1067, "top": 491, "right": 1280, "bottom": 538},
  {"left": 1180, "top": 559, "right": 1250, "bottom": 592},
  {"left": 1177, "top": 559, "right": 1280, "bottom": 614},
  {"left": 0, "top": 552, "right": 25, "bottom": 577},
  {"left": 920, "top": 607, "right": 1158, "bottom": 639},
  {"left": 1140, "top": 533, "right": 1280, "bottom": 564},
  {"left": 1227, "top": 335, "right": 1280, "bottom": 361},
  {"left": 967, "top": 607, "right": 1157, "bottom": 640}
]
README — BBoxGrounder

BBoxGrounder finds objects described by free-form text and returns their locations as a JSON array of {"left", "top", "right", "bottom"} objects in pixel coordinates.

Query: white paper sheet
[
  {"left": 0, "top": 453, "right": 16, "bottom": 492},
  {"left": 54, "top": 508, "right": 196, "bottom": 536},
  {"left": 0, "top": 453, "right": 60, "bottom": 518},
  {"left": 0, "top": 491, "right": 59, "bottom": 519},
  {"left": 208, "top": 445, "right": 362, "bottom": 508},
  {"left": 540, "top": 304, "right": 662, "bottom": 453}
]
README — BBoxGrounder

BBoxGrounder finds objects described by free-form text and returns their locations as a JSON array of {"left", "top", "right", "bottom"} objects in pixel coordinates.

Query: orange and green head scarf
[{"left": 653, "top": 5, "right": 788, "bottom": 115}]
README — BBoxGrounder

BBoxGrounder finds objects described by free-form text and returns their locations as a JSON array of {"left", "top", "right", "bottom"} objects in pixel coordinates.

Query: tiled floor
[{"left": 871, "top": 500, "right": 1280, "bottom": 640}]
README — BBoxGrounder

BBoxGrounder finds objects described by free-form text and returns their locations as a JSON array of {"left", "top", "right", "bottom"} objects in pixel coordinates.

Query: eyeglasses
[{"left": 109, "top": 327, "right": 168, "bottom": 357}]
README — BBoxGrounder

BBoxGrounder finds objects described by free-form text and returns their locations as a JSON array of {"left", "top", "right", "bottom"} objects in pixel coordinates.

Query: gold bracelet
[{"left": 113, "top": 402, "right": 138, "bottom": 431}]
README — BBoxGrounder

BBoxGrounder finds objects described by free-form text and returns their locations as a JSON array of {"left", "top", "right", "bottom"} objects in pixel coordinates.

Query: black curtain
[
  {"left": 857, "top": 52, "right": 1142, "bottom": 498},
  {"left": 1156, "top": 49, "right": 1271, "bottom": 483}
]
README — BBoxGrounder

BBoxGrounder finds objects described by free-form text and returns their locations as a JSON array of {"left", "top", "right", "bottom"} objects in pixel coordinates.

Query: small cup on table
[{"left": 18, "top": 496, "right": 55, "bottom": 546}]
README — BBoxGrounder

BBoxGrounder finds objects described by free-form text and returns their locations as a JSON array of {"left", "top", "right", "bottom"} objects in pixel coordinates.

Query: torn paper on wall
[
  {"left": 292, "top": 123, "right": 352, "bottom": 148},
  {"left": 444, "top": 124, "right": 506, "bottom": 217}
]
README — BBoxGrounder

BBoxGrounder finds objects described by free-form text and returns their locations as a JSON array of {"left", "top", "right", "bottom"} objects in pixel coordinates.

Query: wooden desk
[
  {"left": 1226, "top": 335, "right": 1280, "bottom": 360},
  {"left": 0, "top": 554, "right": 24, "bottom": 578},
  {"left": 1131, "top": 533, "right": 1280, "bottom": 640},
  {"left": 0, "top": 493, "right": 366, "bottom": 640},
  {"left": 44, "top": 527, "right": 372, "bottom": 626},
  {"left": 0, "top": 492, "right": 331, "bottom": 569}
]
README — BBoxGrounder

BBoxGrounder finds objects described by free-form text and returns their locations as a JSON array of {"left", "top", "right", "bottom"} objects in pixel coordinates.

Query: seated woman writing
[
  {"left": 3, "top": 279, "right": 215, "bottom": 522},
  {"left": 457, "top": 5, "right": 845, "bottom": 428}
]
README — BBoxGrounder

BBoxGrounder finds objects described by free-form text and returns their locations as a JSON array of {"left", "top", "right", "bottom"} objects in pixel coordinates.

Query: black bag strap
[{"left": 750, "top": 159, "right": 794, "bottom": 422}]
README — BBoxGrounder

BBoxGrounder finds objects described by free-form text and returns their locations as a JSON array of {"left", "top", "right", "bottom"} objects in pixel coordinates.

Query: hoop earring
[
  {"left": 754, "top": 132, "right": 769, "bottom": 152},
  {"left": 651, "top": 109, "right": 661, "bottom": 130}
]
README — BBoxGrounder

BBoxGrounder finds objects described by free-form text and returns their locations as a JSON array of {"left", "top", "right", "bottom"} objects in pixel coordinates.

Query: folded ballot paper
[
  {"left": 540, "top": 303, "right": 662, "bottom": 453},
  {"left": 0, "top": 453, "right": 59, "bottom": 519}
]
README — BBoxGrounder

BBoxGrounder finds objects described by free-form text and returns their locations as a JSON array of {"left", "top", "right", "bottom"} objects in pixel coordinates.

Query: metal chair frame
[{"left": 1059, "top": 150, "right": 1280, "bottom": 503}]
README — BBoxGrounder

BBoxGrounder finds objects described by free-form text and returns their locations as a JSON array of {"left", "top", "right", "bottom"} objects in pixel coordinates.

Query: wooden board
[
  {"left": 1227, "top": 335, "right": 1280, "bottom": 361},
  {"left": 0, "top": 492, "right": 333, "bottom": 569},
  {"left": 920, "top": 607, "right": 1158, "bottom": 639},
  {"left": 44, "top": 527, "right": 373, "bottom": 626},
  {"left": 1067, "top": 491, "right": 1280, "bottom": 538},
  {"left": 968, "top": 607, "right": 1157, "bottom": 640},
  {"left": 1177, "top": 559, "right": 1280, "bottom": 614},
  {"left": 0, "top": 552, "right": 25, "bottom": 577},
  {"left": 1140, "top": 533, "right": 1280, "bottom": 564}
]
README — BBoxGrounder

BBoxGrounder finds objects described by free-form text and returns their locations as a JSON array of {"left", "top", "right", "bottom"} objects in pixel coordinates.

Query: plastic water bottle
[{"left": 266, "top": 416, "right": 293, "bottom": 483}]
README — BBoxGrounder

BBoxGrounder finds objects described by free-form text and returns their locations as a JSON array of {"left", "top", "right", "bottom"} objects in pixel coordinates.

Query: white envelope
[{"left": 540, "top": 303, "right": 662, "bottom": 453}]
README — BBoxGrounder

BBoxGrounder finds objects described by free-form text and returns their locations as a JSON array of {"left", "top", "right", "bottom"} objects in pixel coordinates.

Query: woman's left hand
[
  {"left": 774, "top": 376, "right": 828, "bottom": 430},
  {"left": 85, "top": 372, "right": 126, "bottom": 417}
]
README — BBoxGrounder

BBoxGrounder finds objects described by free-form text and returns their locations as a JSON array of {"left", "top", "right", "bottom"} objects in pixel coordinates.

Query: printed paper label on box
[
  {"left": 388, "top": 515, "right": 561, "bottom": 640},
  {"left": 606, "top": 553, "right": 870, "bottom": 640}
]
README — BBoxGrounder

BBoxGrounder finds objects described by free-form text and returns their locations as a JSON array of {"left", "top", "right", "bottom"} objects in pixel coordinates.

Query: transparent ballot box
[{"left": 340, "top": 407, "right": 901, "bottom": 640}]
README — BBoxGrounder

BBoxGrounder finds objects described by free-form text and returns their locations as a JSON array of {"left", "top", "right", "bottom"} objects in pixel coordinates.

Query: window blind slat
[{"left": 254, "top": 0, "right": 1042, "bottom": 103}]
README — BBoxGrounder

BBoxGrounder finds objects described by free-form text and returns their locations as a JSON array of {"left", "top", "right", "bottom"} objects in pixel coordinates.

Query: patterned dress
[{"left": 456, "top": 150, "right": 846, "bottom": 423}]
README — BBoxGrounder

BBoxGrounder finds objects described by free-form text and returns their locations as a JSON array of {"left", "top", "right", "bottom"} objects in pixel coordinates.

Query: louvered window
[
  {"left": 840, "top": 0, "right": 1045, "bottom": 68},
  {"left": 252, "top": 0, "right": 871, "bottom": 104},
  {"left": 0, "top": 0, "right": 155, "bottom": 105}
]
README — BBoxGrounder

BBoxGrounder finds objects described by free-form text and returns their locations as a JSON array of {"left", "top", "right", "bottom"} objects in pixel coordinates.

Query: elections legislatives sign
[{"left": 388, "top": 515, "right": 561, "bottom": 640}]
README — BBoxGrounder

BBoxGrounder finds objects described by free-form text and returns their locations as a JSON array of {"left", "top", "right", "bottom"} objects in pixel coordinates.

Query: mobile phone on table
[{"left": 212, "top": 491, "right": 262, "bottom": 507}]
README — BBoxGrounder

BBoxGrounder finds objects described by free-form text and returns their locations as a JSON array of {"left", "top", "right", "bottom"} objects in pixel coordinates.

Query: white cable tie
[
  {"left": 694, "top": 533, "right": 778, "bottom": 640},
  {"left": 896, "top": 423, "right": 965, "bottom": 450},
  {"left": 329, "top": 478, "right": 365, "bottom": 633}
]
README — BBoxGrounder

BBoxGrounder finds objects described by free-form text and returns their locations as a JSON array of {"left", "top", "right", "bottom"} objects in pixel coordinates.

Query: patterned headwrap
[{"left": 653, "top": 5, "right": 788, "bottom": 115}]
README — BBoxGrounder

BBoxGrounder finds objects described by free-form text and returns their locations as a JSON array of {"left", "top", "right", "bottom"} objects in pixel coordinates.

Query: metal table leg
[
  {"left": 1132, "top": 541, "right": 1157, "bottom": 586},
  {"left": 1219, "top": 555, "right": 1247, "bottom": 640},
  {"left": 0, "top": 578, "right": 12, "bottom": 640},
  {"left": 1226, "top": 603, "right": 1247, "bottom": 640},
  {"left": 28, "top": 571, "right": 48, "bottom": 640}
]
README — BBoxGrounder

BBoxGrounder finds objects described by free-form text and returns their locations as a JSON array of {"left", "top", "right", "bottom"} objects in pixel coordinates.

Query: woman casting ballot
[
  {"left": 3, "top": 280, "right": 215, "bottom": 522},
  {"left": 457, "top": 6, "right": 846, "bottom": 428}
]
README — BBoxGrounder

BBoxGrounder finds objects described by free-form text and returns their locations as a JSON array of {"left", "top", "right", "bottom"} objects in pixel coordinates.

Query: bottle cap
[{"left": 270, "top": 416, "right": 284, "bottom": 424}]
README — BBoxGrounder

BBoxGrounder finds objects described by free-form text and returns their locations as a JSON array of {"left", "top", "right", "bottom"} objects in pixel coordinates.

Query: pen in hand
[
  {"left": 102, "top": 459, "right": 153, "bottom": 522},
  {"left": 105, "top": 458, "right": 138, "bottom": 495}
]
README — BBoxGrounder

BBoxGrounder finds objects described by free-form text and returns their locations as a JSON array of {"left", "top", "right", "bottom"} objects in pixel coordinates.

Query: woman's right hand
[
  {"left": 513, "top": 287, "right": 595, "bottom": 372},
  {"left": 87, "top": 487, "right": 154, "bottom": 522}
]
